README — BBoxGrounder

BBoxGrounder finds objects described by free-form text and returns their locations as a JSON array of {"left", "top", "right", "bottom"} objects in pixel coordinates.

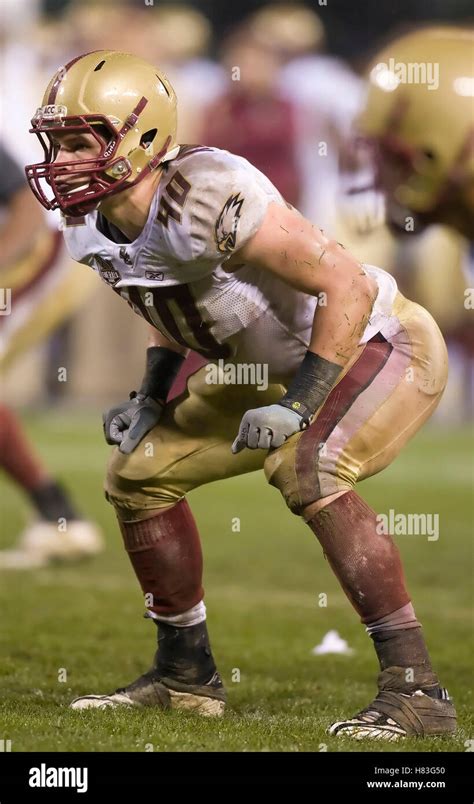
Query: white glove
[{"left": 231, "top": 404, "right": 305, "bottom": 453}]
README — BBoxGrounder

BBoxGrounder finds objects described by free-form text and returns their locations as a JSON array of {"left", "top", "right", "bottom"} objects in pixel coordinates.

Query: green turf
[{"left": 0, "top": 413, "right": 472, "bottom": 752}]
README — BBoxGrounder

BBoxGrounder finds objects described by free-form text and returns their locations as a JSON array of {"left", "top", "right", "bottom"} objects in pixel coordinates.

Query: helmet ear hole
[{"left": 140, "top": 128, "right": 158, "bottom": 148}]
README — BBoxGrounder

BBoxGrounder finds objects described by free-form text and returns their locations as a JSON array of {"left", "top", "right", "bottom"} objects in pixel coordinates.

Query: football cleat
[
  {"left": 328, "top": 666, "right": 457, "bottom": 740},
  {"left": 70, "top": 668, "right": 226, "bottom": 717},
  {"left": 0, "top": 520, "right": 103, "bottom": 569}
]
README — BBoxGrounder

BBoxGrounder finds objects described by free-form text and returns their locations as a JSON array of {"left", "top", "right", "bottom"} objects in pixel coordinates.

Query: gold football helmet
[
  {"left": 357, "top": 27, "right": 474, "bottom": 236},
  {"left": 26, "top": 50, "right": 178, "bottom": 216},
  {"left": 248, "top": 3, "right": 324, "bottom": 56}
]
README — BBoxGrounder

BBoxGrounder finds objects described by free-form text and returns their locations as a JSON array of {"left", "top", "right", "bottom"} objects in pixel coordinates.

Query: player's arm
[
  {"left": 230, "top": 201, "right": 376, "bottom": 367},
  {"left": 231, "top": 202, "right": 378, "bottom": 452},
  {"left": 103, "top": 326, "right": 188, "bottom": 454},
  {"left": 0, "top": 145, "right": 44, "bottom": 271}
]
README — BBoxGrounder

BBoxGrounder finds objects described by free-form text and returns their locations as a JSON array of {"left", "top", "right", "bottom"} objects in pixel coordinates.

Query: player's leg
[
  {"left": 71, "top": 365, "right": 284, "bottom": 715},
  {"left": 0, "top": 241, "right": 103, "bottom": 567},
  {"left": 265, "top": 293, "right": 456, "bottom": 739},
  {"left": 0, "top": 236, "right": 98, "bottom": 372},
  {"left": 0, "top": 405, "right": 102, "bottom": 568}
]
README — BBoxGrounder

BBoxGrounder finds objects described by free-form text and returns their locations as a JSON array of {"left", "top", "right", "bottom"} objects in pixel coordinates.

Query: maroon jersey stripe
[
  {"left": 125, "top": 286, "right": 158, "bottom": 329},
  {"left": 149, "top": 288, "right": 192, "bottom": 350},
  {"left": 123, "top": 284, "right": 231, "bottom": 359},
  {"left": 125, "top": 286, "right": 189, "bottom": 350},
  {"left": 63, "top": 216, "right": 86, "bottom": 227},
  {"left": 160, "top": 285, "right": 231, "bottom": 359}
]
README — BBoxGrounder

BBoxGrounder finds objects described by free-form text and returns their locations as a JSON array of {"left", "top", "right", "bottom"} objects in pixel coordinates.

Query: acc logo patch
[
  {"left": 215, "top": 193, "right": 244, "bottom": 254},
  {"left": 94, "top": 255, "right": 120, "bottom": 286}
]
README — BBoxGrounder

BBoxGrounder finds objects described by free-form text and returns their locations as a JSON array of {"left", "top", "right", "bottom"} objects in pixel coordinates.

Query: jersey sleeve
[
  {"left": 160, "top": 150, "right": 273, "bottom": 270},
  {"left": 190, "top": 159, "right": 270, "bottom": 264}
]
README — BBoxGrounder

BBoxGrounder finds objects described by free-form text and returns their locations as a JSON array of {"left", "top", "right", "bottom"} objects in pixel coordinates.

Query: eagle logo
[{"left": 215, "top": 193, "right": 244, "bottom": 254}]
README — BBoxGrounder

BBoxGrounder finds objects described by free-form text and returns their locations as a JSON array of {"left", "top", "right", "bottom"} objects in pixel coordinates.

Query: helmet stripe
[
  {"left": 118, "top": 96, "right": 148, "bottom": 136},
  {"left": 47, "top": 51, "right": 102, "bottom": 104}
]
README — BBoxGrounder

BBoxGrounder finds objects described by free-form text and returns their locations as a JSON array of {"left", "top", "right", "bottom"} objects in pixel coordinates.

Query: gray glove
[
  {"left": 231, "top": 404, "right": 306, "bottom": 453},
  {"left": 103, "top": 392, "right": 164, "bottom": 454}
]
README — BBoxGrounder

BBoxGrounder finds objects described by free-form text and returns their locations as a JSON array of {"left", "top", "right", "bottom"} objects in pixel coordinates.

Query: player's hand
[
  {"left": 102, "top": 393, "right": 164, "bottom": 454},
  {"left": 231, "top": 404, "right": 306, "bottom": 453}
]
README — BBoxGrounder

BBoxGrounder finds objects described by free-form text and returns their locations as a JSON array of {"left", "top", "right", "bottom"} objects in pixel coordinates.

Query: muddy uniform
[{"left": 62, "top": 146, "right": 448, "bottom": 519}]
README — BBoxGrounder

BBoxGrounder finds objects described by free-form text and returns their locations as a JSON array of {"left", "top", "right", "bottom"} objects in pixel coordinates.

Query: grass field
[{"left": 0, "top": 413, "right": 472, "bottom": 752}]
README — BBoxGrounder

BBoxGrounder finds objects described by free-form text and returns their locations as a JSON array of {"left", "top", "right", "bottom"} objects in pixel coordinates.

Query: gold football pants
[{"left": 105, "top": 292, "right": 448, "bottom": 521}]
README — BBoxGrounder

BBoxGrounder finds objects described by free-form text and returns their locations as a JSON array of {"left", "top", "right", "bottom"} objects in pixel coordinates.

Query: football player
[
  {"left": 25, "top": 51, "right": 456, "bottom": 739},
  {"left": 352, "top": 25, "right": 473, "bottom": 420},
  {"left": 0, "top": 143, "right": 102, "bottom": 568},
  {"left": 358, "top": 26, "right": 473, "bottom": 241}
]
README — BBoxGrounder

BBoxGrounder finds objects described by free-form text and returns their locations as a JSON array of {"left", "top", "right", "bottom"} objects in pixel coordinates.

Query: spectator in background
[
  {"left": 200, "top": 23, "right": 301, "bottom": 207},
  {"left": 64, "top": 1, "right": 226, "bottom": 143},
  {"left": 143, "top": 4, "right": 227, "bottom": 142},
  {"left": 251, "top": 3, "right": 364, "bottom": 230}
]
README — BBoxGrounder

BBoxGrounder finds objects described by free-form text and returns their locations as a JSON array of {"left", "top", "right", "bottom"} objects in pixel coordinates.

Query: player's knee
[
  {"left": 263, "top": 444, "right": 308, "bottom": 514},
  {"left": 264, "top": 440, "right": 355, "bottom": 516},
  {"left": 104, "top": 446, "right": 182, "bottom": 520}
]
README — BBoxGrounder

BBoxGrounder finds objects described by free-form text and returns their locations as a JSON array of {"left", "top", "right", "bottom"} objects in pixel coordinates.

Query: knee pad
[
  {"left": 264, "top": 429, "right": 356, "bottom": 515},
  {"left": 104, "top": 446, "right": 183, "bottom": 521}
]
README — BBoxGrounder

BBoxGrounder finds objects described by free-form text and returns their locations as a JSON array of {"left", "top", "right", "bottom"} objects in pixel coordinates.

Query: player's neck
[{"left": 97, "top": 168, "right": 163, "bottom": 241}]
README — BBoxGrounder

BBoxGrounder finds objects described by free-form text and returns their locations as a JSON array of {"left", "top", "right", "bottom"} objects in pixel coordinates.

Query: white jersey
[{"left": 62, "top": 146, "right": 397, "bottom": 383}]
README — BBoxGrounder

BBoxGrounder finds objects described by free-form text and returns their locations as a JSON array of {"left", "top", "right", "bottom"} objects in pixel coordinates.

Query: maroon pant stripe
[{"left": 295, "top": 334, "right": 393, "bottom": 506}]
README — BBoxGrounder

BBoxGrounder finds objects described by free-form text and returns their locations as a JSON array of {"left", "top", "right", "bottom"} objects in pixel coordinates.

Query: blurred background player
[
  {"left": 64, "top": 0, "right": 226, "bottom": 142},
  {"left": 200, "top": 3, "right": 363, "bottom": 229},
  {"left": 358, "top": 26, "right": 473, "bottom": 239},
  {"left": 346, "top": 26, "right": 473, "bottom": 419},
  {"left": 262, "top": 2, "right": 364, "bottom": 230},
  {"left": 0, "top": 143, "right": 103, "bottom": 568}
]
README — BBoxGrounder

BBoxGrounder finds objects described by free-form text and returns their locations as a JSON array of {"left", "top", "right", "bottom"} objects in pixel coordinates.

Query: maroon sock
[
  {"left": 307, "top": 490, "right": 411, "bottom": 623},
  {"left": 118, "top": 498, "right": 204, "bottom": 617},
  {"left": 0, "top": 405, "right": 48, "bottom": 491},
  {"left": 307, "top": 492, "right": 439, "bottom": 682}
]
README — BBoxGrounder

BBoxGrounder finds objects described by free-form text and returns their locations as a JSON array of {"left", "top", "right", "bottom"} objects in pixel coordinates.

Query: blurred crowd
[{"left": 1, "top": 0, "right": 472, "bottom": 421}]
